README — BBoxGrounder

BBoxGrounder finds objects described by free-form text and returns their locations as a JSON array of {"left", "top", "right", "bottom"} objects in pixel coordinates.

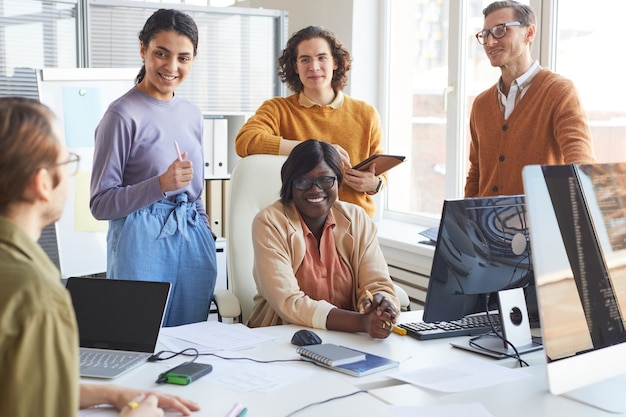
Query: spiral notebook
[
  {"left": 296, "top": 344, "right": 366, "bottom": 366},
  {"left": 297, "top": 344, "right": 399, "bottom": 377}
]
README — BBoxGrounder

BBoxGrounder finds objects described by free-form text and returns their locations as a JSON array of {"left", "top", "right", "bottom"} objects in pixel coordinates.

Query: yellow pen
[
  {"left": 127, "top": 401, "right": 140, "bottom": 410},
  {"left": 364, "top": 290, "right": 406, "bottom": 335}
]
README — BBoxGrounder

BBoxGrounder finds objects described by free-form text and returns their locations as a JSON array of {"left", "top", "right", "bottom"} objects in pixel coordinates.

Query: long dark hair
[
  {"left": 280, "top": 139, "right": 343, "bottom": 202},
  {"left": 278, "top": 26, "right": 351, "bottom": 93},
  {"left": 135, "top": 9, "right": 199, "bottom": 85}
]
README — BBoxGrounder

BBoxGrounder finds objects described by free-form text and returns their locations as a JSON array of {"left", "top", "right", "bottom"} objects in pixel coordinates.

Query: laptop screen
[{"left": 66, "top": 278, "right": 170, "bottom": 353}]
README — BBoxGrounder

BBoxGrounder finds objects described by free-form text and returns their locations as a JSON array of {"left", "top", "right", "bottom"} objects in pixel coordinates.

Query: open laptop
[{"left": 65, "top": 277, "right": 171, "bottom": 379}]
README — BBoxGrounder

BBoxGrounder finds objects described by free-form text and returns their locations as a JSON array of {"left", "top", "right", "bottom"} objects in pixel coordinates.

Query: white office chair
[{"left": 212, "top": 154, "right": 410, "bottom": 323}]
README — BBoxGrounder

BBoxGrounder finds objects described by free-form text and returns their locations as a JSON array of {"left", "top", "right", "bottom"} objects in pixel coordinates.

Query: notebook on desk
[
  {"left": 65, "top": 277, "right": 171, "bottom": 379},
  {"left": 298, "top": 344, "right": 398, "bottom": 377}
]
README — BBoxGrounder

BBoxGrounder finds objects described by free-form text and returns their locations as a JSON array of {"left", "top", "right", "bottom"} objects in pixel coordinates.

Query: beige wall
[{"left": 235, "top": 0, "right": 383, "bottom": 112}]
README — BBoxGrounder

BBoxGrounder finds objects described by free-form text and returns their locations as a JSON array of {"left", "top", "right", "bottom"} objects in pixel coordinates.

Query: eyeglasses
[
  {"left": 293, "top": 176, "right": 337, "bottom": 191},
  {"left": 475, "top": 21, "right": 521, "bottom": 45},
  {"left": 55, "top": 152, "right": 81, "bottom": 176}
]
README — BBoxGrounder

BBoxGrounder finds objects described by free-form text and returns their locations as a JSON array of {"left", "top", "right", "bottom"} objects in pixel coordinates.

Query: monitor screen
[
  {"left": 523, "top": 163, "right": 626, "bottom": 413},
  {"left": 423, "top": 195, "right": 537, "bottom": 324}
]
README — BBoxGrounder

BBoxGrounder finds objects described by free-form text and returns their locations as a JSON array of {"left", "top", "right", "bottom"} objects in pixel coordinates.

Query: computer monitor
[
  {"left": 523, "top": 163, "right": 626, "bottom": 413},
  {"left": 423, "top": 195, "right": 542, "bottom": 357}
]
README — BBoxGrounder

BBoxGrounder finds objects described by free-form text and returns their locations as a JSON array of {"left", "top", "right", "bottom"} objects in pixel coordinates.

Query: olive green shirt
[{"left": 0, "top": 218, "right": 79, "bottom": 417}]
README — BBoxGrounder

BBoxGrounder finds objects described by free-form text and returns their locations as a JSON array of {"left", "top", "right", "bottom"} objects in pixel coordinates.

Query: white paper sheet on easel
[{"left": 392, "top": 358, "right": 530, "bottom": 393}]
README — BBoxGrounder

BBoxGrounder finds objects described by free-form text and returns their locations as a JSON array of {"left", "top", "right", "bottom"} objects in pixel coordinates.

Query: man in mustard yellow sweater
[
  {"left": 465, "top": 1, "right": 595, "bottom": 197},
  {"left": 235, "top": 26, "right": 384, "bottom": 218}
]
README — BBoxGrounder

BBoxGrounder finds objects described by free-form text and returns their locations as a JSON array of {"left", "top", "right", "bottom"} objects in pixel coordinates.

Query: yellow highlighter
[{"left": 364, "top": 290, "right": 406, "bottom": 335}]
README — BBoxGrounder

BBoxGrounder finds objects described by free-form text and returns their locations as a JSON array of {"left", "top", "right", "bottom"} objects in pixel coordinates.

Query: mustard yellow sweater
[
  {"left": 465, "top": 68, "right": 595, "bottom": 197},
  {"left": 235, "top": 93, "right": 384, "bottom": 217}
]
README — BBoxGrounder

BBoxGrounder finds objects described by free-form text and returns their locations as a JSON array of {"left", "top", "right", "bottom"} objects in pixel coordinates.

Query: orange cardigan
[{"left": 465, "top": 68, "right": 595, "bottom": 197}]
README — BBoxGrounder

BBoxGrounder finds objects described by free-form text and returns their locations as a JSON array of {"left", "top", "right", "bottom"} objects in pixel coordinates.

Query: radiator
[{"left": 380, "top": 241, "right": 434, "bottom": 311}]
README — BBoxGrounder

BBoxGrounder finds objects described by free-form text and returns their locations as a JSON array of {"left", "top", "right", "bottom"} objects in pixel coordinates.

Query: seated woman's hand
[
  {"left": 362, "top": 307, "right": 394, "bottom": 339},
  {"left": 361, "top": 291, "right": 398, "bottom": 339},
  {"left": 361, "top": 291, "right": 398, "bottom": 321}
]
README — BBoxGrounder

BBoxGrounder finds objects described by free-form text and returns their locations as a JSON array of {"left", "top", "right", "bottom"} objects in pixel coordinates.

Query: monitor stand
[{"left": 450, "top": 288, "right": 543, "bottom": 359}]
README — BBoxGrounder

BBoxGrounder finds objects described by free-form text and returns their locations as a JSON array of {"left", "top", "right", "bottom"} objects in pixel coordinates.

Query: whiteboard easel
[{"left": 36, "top": 68, "right": 137, "bottom": 278}]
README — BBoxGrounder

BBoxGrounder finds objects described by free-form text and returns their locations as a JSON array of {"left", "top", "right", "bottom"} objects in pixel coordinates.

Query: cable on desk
[
  {"left": 151, "top": 349, "right": 303, "bottom": 364},
  {"left": 284, "top": 390, "right": 367, "bottom": 417},
  {"left": 148, "top": 348, "right": 199, "bottom": 363},
  {"left": 466, "top": 295, "right": 529, "bottom": 367}
]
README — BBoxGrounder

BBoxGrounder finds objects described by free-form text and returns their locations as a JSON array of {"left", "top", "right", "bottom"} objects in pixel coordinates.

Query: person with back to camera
[
  {"left": 0, "top": 97, "right": 200, "bottom": 417},
  {"left": 90, "top": 9, "right": 217, "bottom": 327},
  {"left": 235, "top": 25, "right": 385, "bottom": 218},
  {"left": 465, "top": 0, "right": 595, "bottom": 197},
  {"left": 247, "top": 139, "right": 400, "bottom": 338}
]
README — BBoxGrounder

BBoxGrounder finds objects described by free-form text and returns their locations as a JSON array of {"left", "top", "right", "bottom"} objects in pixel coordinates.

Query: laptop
[{"left": 65, "top": 277, "right": 171, "bottom": 379}]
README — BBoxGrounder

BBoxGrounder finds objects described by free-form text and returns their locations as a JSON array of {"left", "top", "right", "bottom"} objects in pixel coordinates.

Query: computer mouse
[{"left": 290, "top": 329, "right": 322, "bottom": 346}]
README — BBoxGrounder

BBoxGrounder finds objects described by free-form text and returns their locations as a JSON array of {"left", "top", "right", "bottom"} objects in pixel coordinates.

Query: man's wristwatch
[{"left": 368, "top": 177, "right": 383, "bottom": 195}]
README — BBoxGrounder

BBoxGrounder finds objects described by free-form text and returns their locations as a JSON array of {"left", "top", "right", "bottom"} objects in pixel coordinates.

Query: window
[
  {"left": 383, "top": 0, "right": 626, "bottom": 224},
  {"left": 88, "top": 1, "right": 285, "bottom": 112},
  {"left": 385, "top": 0, "right": 529, "bottom": 222},
  {"left": 554, "top": 0, "right": 626, "bottom": 162},
  {"left": 0, "top": 0, "right": 78, "bottom": 98},
  {"left": 0, "top": 0, "right": 286, "bottom": 114}
]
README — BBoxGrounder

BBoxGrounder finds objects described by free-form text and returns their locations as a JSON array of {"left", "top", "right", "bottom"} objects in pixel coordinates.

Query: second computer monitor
[{"left": 423, "top": 195, "right": 537, "bottom": 325}]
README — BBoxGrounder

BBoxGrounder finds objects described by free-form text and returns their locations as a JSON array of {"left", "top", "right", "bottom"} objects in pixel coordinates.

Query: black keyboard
[{"left": 399, "top": 313, "right": 501, "bottom": 341}]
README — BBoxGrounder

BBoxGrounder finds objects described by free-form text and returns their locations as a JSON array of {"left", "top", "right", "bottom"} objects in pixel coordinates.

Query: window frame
[{"left": 379, "top": 0, "right": 549, "bottom": 226}]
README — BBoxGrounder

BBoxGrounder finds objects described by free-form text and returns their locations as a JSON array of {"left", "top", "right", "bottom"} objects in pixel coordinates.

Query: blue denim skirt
[{"left": 106, "top": 193, "right": 217, "bottom": 327}]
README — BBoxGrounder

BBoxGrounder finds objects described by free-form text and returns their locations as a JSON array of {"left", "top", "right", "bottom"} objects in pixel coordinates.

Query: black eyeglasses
[
  {"left": 55, "top": 152, "right": 81, "bottom": 176},
  {"left": 292, "top": 176, "right": 337, "bottom": 191},
  {"left": 475, "top": 21, "right": 521, "bottom": 45}
]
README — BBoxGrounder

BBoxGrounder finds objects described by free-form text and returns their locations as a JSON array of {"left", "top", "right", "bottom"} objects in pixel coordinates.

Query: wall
[{"left": 235, "top": 0, "right": 383, "bottom": 113}]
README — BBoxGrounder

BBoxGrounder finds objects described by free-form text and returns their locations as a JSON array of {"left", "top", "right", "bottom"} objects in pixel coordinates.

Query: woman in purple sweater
[{"left": 90, "top": 9, "right": 216, "bottom": 327}]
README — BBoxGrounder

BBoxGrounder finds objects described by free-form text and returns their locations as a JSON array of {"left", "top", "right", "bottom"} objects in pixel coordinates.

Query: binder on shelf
[
  {"left": 202, "top": 116, "right": 229, "bottom": 179},
  {"left": 222, "top": 179, "right": 230, "bottom": 240},
  {"left": 206, "top": 179, "right": 223, "bottom": 237}
]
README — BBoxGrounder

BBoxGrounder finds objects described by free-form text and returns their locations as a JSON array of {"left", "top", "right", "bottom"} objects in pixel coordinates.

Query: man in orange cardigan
[{"left": 465, "top": 1, "right": 595, "bottom": 197}]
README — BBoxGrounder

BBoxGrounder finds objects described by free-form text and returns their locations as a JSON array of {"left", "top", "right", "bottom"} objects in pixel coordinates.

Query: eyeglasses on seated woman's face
[{"left": 292, "top": 176, "right": 337, "bottom": 191}]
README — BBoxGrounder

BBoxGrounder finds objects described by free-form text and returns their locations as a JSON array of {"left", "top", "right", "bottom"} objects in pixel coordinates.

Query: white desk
[{"left": 80, "top": 311, "right": 625, "bottom": 417}]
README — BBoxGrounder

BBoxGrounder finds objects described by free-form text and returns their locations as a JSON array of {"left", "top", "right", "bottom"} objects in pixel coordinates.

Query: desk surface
[{"left": 79, "top": 311, "right": 624, "bottom": 417}]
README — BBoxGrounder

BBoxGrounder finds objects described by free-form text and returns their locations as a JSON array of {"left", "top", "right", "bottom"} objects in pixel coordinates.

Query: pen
[
  {"left": 365, "top": 290, "right": 406, "bottom": 335},
  {"left": 237, "top": 407, "right": 248, "bottom": 417},
  {"left": 174, "top": 139, "right": 183, "bottom": 161},
  {"left": 127, "top": 401, "right": 140, "bottom": 410},
  {"left": 225, "top": 402, "right": 244, "bottom": 417}
]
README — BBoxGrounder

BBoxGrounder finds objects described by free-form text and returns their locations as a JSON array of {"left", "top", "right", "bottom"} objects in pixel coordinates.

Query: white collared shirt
[{"left": 498, "top": 60, "right": 542, "bottom": 119}]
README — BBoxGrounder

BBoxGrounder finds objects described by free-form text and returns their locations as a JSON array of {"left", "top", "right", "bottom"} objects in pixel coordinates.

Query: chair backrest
[{"left": 226, "top": 154, "right": 288, "bottom": 323}]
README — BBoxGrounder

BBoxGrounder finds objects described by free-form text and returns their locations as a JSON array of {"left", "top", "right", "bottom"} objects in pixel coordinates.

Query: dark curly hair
[{"left": 278, "top": 26, "right": 352, "bottom": 93}]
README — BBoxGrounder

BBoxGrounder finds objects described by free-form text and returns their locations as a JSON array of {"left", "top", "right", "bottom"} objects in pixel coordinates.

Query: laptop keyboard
[
  {"left": 80, "top": 351, "right": 146, "bottom": 370},
  {"left": 398, "top": 313, "right": 501, "bottom": 341}
]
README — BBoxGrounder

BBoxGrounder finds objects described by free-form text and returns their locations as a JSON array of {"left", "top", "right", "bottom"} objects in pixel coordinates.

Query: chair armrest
[
  {"left": 393, "top": 284, "right": 411, "bottom": 312},
  {"left": 212, "top": 289, "right": 242, "bottom": 322}
]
